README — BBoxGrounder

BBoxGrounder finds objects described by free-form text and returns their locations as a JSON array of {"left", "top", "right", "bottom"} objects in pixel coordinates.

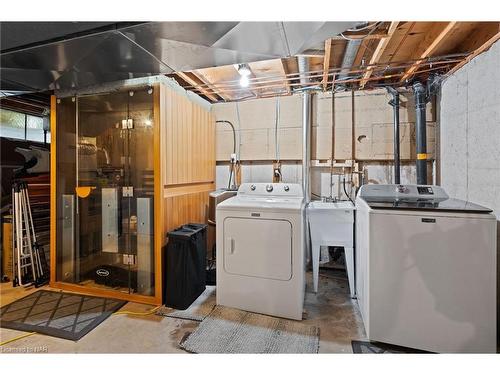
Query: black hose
[{"left": 343, "top": 175, "right": 354, "bottom": 204}]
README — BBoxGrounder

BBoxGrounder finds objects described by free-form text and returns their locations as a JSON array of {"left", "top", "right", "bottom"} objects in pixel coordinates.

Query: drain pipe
[
  {"left": 412, "top": 82, "right": 428, "bottom": 185},
  {"left": 386, "top": 87, "right": 401, "bottom": 184}
]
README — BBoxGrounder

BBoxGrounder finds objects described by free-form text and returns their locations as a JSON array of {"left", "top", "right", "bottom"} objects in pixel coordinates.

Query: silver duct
[{"left": 298, "top": 56, "right": 312, "bottom": 202}]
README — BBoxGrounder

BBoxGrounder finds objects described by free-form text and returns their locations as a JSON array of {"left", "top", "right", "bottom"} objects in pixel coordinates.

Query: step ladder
[{"left": 12, "top": 181, "right": 49, "bottom": 287}]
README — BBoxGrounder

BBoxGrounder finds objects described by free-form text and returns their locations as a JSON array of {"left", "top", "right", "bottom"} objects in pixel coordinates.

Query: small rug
[
  {"left": 0, "top": 290, "right": 126, "bottom": 341},
  {"left": 180, "top": 305, "right": 320, "bottom": 353},
  {"left": 156, "top": 286, "right": 216, "bottom": 322},
  {"left": 351, "top": 340, "right": 431, "bottom": 354}
]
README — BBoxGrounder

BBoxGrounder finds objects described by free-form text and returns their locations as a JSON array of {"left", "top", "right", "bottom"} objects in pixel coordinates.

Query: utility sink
[{"left": 307, "top": 200, "right": 355, "bottom": 296}]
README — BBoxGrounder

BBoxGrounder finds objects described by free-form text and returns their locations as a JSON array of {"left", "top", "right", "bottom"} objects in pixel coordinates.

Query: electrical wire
[
  {"left": 0, "top": 331, "right": 37, "bottom": 346},
  {"left": 112, "top": 305, "right": 161, "bottom": 316},
  {"left": 274, "top": 96, "right": 281, "bottom": 162}
]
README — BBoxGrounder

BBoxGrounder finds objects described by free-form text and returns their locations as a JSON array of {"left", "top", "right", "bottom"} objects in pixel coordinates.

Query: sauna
[{"left": 50, "top": 78, "right": 215, "bottom": 304}]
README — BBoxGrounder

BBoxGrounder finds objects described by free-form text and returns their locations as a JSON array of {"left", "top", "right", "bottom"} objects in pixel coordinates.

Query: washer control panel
[{"left": 359, "top": 184, "right": 448, "bottom": 201}]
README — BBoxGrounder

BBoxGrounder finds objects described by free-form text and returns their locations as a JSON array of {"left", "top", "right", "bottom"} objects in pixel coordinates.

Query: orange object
[{"left": 75, "top": 186, "right": 96, "bottom": 198}]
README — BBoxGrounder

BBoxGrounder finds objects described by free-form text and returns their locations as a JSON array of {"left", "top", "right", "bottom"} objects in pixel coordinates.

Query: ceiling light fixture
[
  {"left": 236, "top": 64, "right": 252, "bottom": 87},
  {"left": 239, "top": 75, "right": 250, "bottom": 88}
]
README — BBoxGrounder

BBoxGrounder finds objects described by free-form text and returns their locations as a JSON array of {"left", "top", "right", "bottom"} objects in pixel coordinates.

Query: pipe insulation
[
  {"left": 386, "top": 87, "right": 401, "bottom": 184},
  {"left": 413, "top": 82, "right": 428, "bottom": 185}
]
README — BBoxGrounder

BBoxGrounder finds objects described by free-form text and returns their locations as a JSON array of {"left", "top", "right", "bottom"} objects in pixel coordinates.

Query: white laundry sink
[{"left": 307, "top": 200, "right": 355, "bottom": 296}]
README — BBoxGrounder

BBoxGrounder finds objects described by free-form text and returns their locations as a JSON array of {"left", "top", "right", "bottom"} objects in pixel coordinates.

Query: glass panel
[
  {"left": 75, "top": 92, "right": 130, "bottom": 293},
  {"left": 127, "top": 88, "right": 155, "bottom": 296},
  {"left": 26, "top": 114, "right": 44, "bottom": 142},
  {"left": 55, "top": 87, "right": 156, "bottom": 298},
  {"left": 0, "top": 108, "right": 25, "bottom": 140},
  {"left": 55, "top": 97, "right": 77, "bottom": 282}
]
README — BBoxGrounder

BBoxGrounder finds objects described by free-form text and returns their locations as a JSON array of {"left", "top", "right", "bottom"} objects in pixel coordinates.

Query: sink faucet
[{"left": 322, "top": 196, "right": 337, "bottom": 203}]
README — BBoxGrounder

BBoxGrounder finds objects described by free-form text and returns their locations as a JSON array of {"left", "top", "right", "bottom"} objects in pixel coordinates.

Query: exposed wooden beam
[
  {"left": 359, "top": 21, "right": 399, "bottom": 89},
  {"left": 322, "top": 39, "right": 333, "bottom": 91},
  {"left": 447, "top": 26, "right": 500, "bottom": 76},
  {"left": 175, "top": 71, "right": 219, "bottom": 102},
  {"left": 400, "top": 22, "right": 457, "bottom": 83},
  {"left": 191, "top": 71, "right": 230, "bottom": 102},
  {"left": 280, "top": 58, "right": 292, "bottom": 94},
  {"left": 332, "top": 30, "right": 389, "bottom": 40}
]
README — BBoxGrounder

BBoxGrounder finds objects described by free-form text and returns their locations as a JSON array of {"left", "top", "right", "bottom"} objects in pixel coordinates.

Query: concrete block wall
[
  {"left": 213, "top": 88, "right": 436, "bottom": 195},
  {"left": 440, "top": 39, "right": 500, "bottom": 341}
]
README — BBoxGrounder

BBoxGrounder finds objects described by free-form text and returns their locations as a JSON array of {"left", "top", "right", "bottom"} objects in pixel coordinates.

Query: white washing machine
[
  {"left": 216, "top": 183, "right": 305, "bottom": 320},
  {"left": 356, "top": 184, "right": 497, "bottom": 353}
]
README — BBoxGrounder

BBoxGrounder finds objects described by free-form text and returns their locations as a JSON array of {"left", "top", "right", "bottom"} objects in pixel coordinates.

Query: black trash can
[{"left": 163, "top": 223, "right": 207, "bottom": 310}]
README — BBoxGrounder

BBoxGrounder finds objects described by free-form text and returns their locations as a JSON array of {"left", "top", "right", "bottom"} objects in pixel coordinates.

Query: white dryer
[
  {"left": 356, "top": 184, "right": 497, "bottom": 353},
  {"left": 216, "top": 183, "right": 305, "bottom": 320}
]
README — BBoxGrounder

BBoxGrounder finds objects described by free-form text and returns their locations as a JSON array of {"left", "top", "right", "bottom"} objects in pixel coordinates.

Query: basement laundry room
[{"left": 0, "top": 2, "right": 499, "bottom": 373}]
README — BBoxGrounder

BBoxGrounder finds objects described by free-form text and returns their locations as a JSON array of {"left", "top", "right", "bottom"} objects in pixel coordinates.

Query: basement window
[{"left": 0, "top": 108, "right": 50, "bottom": 144}]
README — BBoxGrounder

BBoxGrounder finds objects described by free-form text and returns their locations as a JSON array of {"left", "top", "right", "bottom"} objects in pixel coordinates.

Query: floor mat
[
  {"left": 351, "top": 340, "right": 431, "bottom": 354},
  {"left": 0, "top": 290, "right": 127, "bottom": 341},
  {"left": 156, "top": 286, "right": 215, "bottom": 322},
  {"left": 180, "top": 305, "right": 319, "bottom": 353}
]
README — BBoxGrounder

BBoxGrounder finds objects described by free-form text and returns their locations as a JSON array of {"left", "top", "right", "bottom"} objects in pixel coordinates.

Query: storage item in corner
[{"left": 163, "top": 223, "right": 207, "bottom": 310}]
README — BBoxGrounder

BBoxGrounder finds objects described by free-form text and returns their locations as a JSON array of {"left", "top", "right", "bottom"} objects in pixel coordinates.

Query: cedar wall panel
[{"left": 160, "top": 85, "right": 215, "bottom": 244}]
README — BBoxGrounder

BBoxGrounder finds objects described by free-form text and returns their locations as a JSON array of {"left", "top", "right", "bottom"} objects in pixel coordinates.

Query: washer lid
[{"left": 364, "top": 198, "right": 492, "bottom": 214}]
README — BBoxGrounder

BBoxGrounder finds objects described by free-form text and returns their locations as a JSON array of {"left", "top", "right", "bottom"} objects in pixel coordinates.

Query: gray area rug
[
  {"left": 0, "top": 290, "right": 126, "bottom": 341},
  {"left": 351, "top": 340, "right": 431, "bottom": 354},
  {"left": 156, "top": 286, "right": 216, "bottom": 322},
  {"left": 180, "top": 305, "right": 320, "bottom": 353}
]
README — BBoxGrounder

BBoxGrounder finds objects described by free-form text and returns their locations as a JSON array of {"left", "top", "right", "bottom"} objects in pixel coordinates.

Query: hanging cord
[{"left": 215, "top": 120, "right": 237, "bottom": 189}]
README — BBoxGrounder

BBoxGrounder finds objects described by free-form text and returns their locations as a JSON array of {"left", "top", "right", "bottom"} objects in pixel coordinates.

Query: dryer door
[{"left": 223, "top": 217, "right": 292, "bottom": 281}]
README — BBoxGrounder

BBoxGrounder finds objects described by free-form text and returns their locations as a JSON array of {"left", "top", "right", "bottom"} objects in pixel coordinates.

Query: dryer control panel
[{"left": 238, "top": 183, "right": 303, "bottom": 198}]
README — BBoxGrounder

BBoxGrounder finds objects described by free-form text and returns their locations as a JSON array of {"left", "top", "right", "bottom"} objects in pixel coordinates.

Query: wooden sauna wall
[{"left": 159, "top": 84, "right": 215, "bottom": 246}]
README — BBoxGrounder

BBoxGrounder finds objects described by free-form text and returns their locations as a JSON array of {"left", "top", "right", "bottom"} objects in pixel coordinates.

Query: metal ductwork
[
  {"left": 0, "top": 21, "right": 359, "bottom": 93},
  {"left": 386, "top": 87, "right": 401, "bottom": 184},
  {"left": 412, "top": 82, "right": 428, "bottom": 185}
]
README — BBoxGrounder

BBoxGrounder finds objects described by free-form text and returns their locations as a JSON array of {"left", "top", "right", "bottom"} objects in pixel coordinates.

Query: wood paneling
[
  {"left": 161, "top": 87, "right": 215, "bottom": 186},
  {"left": 160, "top": 84, "right": 216, "bottom": 244}
]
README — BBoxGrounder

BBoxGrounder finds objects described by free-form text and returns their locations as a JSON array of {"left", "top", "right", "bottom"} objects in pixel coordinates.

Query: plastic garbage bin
[{"left": 163, "top": 223, "right": 207, "bottom": 309}]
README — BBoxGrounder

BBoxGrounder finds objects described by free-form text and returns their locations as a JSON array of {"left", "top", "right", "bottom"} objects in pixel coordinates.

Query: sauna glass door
[{"left": 56, "top": 87, "right": 155, "bottom": 297}]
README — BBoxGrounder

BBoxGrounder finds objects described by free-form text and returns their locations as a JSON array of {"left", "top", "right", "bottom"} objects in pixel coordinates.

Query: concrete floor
[{"left": 0, "top": 269, "right": 366, "bottom": 353}]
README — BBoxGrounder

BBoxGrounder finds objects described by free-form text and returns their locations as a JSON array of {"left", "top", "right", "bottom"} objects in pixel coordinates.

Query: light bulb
[{"left": 240, "top": 75, "right": 250, "bottom": 88}]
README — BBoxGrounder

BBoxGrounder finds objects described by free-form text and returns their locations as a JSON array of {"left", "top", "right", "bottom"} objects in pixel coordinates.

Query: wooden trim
[
  {"left": 322, "top": 39, "right": 333, "bottom": 91},
  {"left": 164, "top": 182, "right": 215, "bottom": 198},
  {"left": 447, "top": 29, "right": 500, "bottom": 76},
  {"left": 359, "top": 21, "right": 399, "bottom": 89},
  {"left": 153, "top": 83, "right": 163, "bottom": 305},
  {"left": 49, "top": 95, "right": 56, "bottom": 285},
  {"left": 400, "top": 22, "right": 457, "bottom": 82},
  {"left": 50, "top": 281, "right": 160, "bottom": 306}
]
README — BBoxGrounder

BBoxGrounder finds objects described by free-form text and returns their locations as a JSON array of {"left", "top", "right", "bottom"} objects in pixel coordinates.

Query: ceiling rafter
[
  {"left": 175, "top": 71, "right": 219, "bottom": 102},
  {"left": 359, "top": 21, "right": 399, "bottom": 89},
  {"left": 400, "top": 22, "right": 457, "bottom": 83},
  {"left": 322, "top": 39, "right": 333, "bottom": 91}
]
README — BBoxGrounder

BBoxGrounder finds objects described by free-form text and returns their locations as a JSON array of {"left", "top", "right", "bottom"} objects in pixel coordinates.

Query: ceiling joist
[
  {"left": 400, "top": 22, "right": 457, "bottom": 83},
  {"left": 359, "top": 21, "right": 399, "bottom": 89}
]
